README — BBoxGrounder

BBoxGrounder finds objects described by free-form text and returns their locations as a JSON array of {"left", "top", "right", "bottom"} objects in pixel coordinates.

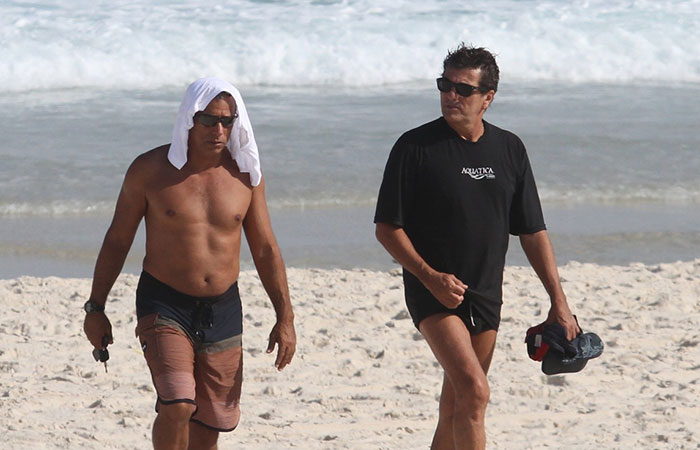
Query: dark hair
[
  {"left": 442, "top": 44, "right": 499, "bottom": 92},
  {"left": 214, "top": 91, "right": 233, "bottom": 100},
  {"left": 211, "top": 91, "right": 237, "bottom": 114}
]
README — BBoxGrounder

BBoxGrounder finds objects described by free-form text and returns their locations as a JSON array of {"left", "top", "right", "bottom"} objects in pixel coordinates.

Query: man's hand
[
  {"left": 519, "top": 231, "right": 580, "bottom": 341},
  {"left": 266, "top": 318, "right": 296, "bottom": 371},
  {"left": 374, "top": 224, "right": 466, "bottom": 308},
  {"left": 84, "top": 312, "right": 114, "bottom": 349},
  {"left": 545, "top": 299, "right": 580, "bottom": 341},
  {"left": 423, "top": 271, "right": 468, "bottom": 309}
]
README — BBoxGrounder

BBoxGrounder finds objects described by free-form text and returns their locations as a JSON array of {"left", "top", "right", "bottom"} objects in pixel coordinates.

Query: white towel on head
[{"left": 168, "top": 77, "right": 262, "bottom": 186}]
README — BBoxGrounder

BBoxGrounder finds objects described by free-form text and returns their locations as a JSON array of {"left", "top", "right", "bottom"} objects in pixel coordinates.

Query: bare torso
[
  {"left": 86, "top": 90, "right": 296, "bottom": 377},
  {"left": 137, "top": 145, "right": 252, "bottom": 296}
]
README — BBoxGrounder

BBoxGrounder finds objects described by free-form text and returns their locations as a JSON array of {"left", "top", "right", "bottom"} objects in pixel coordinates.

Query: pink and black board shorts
[{"left": 135, "top": 271, "right": 243, "bottom": 432}]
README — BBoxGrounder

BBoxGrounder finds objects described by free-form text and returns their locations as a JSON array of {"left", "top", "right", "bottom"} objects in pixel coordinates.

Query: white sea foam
[
  {"left": 1, "top": 0, "right": 699, "bottom": 93},
  {"left": 538, "top": 184, "right": 700, "bottom": 205},
  {"left": 0, "top": 200, "right": 113, "bottom": 218},
  {"left": 2, "top": 183, "right": 699, "bottom": 219}
]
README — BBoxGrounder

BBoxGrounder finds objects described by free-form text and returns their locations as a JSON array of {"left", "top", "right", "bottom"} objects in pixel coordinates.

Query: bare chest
[{"left": 147, "top": 169, "right": 252, "bottom": 229}]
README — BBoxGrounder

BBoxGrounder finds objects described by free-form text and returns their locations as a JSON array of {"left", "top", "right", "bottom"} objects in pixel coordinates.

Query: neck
[
  {"left": 446, "top": 118, "right": 485, "bottom": 142},
  {"left": 185, "top": 147, "right": 230, "bottom": 172}
]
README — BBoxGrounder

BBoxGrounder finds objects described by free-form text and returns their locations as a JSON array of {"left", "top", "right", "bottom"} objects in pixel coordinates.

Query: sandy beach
[
  {"left": 3, "top": 1, "right": 700, "bottom": 448},
  {"left": 1, "top": 261, "right": 699, "bottom": 449}
]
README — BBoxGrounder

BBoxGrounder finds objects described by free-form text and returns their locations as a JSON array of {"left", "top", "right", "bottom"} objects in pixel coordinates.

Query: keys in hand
[{"left": 92, "top": 335, "right": 110, "bottom": 373}]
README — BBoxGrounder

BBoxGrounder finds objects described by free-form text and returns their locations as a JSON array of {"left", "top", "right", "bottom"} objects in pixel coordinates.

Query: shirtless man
[
  {"left": 83, "top": 77, "right": 296, "bottom": 450},
  {"left": 374, "top": 45, "right": 578, "bottom": 449}
]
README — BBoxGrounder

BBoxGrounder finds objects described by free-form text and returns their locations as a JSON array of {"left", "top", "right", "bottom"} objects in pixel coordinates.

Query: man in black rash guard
[{"left": 374, "top": 44, "right": 579, "bottom": 450}]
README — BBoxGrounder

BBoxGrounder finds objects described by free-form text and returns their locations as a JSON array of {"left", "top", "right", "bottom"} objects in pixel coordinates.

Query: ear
[
  {"left": 482, "top": 90, "right": 495, "bottom": 111},
  {"left": 227, "top": 97, "right": 237, "bottom": 117}
]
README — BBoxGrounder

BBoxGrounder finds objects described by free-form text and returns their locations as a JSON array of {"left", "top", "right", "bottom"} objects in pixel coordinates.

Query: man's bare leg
[
  {"left": 430, "top": 327, "right": 498, "bottom": 450},
  {"left": 153, "top": 403, "right": 197, "bottom": 450},
  {"left": 420, "top": 313, "right": 497, "bottom": 450},
  {"left": 430, "top": 372, "right": 457, "bottom": 450},
  {"left": 187, "top": 421, "right": 219, "bottom": 450}
]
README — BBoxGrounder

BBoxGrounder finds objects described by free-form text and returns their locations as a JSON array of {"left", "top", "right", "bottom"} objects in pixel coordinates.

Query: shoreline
[
  {"left": 3, "top": 201, "right": 700, "bottom": 280},
  {"left": 1, "top": 261, "right": 699, "bottom": 449}
]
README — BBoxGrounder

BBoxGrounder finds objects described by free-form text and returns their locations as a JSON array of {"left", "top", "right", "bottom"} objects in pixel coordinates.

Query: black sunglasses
[
  {"left": 436, "top": 77, "right": 487, "bottom": 97},
  {"left": 194, "top": 112, "right": 238, "bottom": 128}
]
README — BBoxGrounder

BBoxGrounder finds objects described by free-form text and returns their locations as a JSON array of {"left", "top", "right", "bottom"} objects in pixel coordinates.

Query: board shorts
[
  {"left": 135, "top": 271, "right": 243, "bottom": 432},
  {"left": 404, "top": 274, "right": 501, "bottom": 335}
]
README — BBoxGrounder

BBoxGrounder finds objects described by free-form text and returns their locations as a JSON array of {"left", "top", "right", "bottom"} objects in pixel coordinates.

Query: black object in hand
[{"left": 92, "top": 335, "right": 110, "bottom": 372}]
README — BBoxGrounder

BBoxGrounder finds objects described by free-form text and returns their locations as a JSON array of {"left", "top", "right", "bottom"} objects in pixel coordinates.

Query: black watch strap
[{"left": 83, "top": 300, "right": 105, "bottom": 313}]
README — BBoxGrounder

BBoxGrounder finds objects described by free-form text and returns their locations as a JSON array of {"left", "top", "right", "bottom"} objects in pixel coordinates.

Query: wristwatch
[{"left": 83, "top": 300, "right": 105, "bottom": 314}]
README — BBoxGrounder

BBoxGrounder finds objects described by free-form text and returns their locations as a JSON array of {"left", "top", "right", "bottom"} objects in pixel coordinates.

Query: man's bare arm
[
  {"left": 375, "top": 223, "right": 466, "bottom": 308},
  {"left": 84, "top": 160, "right": 147, "bottom": 348},
  {"left": 519, "top": 230, "right": 579, "bottom": 340},
  {"left": 243, "top": 177, "right": 296, "bottom": 370}
]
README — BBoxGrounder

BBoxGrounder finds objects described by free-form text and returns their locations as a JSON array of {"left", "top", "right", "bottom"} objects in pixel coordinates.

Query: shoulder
[
  {"left": 132, "top": 144, "right": 169, "bottom": 165},
  {"left": 484, "top": 121, "right": 525, "bottom": 148},
  {"left": 127, "top": 144, "right": 170, "bottom": 173},
  {"left": 123, "top": 144, "right": 172, "bottom": 187},
  {"left": 398, "top": 117, "right": 450, "bottom": 144},
  {"left": 391, "top": 118, "right": 453, "bottom": 161},
  {"left": 483, "top": 121, "right": 518, "bottom": 141},
  {"left": 483, "top": 121, "right": 528, "bottom": 161}
]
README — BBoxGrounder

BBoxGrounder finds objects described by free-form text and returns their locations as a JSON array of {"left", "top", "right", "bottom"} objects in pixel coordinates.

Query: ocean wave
[
  {"left": 267, "top": 185, "right": 700, "bottom": 209},
  {"left": 3, "top": 184, "right": 700, "bottom": 218},
  {"left": 539, "top": 184, "right": 700, "bottom": 205},
  {"left": 1, "top": 0, "right": 699, "bottom": 92},
  {"left": 0, "top": 197, "right": 378, "bottom": 218},
  {"left": 0, "top": 201, "right": 113, "bottom": 218},
  {"left": 266, "top": 196, "right": 377, "bottom": 210}
]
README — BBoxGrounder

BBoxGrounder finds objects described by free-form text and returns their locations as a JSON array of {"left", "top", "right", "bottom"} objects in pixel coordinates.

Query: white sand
[{"left": 1, "top": 261, "right": 699, "bottom": 449}]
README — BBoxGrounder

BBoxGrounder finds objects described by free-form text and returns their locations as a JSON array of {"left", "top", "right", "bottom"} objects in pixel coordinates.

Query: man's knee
[
  {"left": 157, "top": 402, "right": 197, "bottom": 424},
  {"left": 452, "top": 373, "right": 490, "bottom": 414}
]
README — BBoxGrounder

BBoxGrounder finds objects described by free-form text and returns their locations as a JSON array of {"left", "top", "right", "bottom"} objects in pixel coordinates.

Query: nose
[{"left": 210, "top": 122, "right": 226, "bottom": 135}]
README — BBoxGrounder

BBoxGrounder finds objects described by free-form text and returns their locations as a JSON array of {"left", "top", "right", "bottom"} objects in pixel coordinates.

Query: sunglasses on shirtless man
[{"left": 194, "top": 112, "right": 239, "bottom": 128}]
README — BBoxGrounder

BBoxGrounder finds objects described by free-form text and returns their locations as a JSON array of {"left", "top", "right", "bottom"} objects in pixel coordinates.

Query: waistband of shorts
[{"left": 137, "top": 271, "right": 239, "bottom": 307}]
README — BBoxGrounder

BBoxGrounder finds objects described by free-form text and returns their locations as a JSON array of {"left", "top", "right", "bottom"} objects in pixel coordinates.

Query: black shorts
[
  {"left": 135, "top": 271, "right": 242, "bottom": 343},
  {"left": 404, "top": 273, "right": 501, "bottom": 334}
]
